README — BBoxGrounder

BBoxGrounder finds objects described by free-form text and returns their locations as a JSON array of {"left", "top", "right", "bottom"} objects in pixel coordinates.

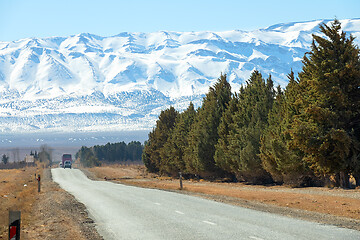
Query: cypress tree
[
  {"left": 142, "top": 106, "right": 178, "bottom": 173},
  {"left": 214, "top": 93, "right": 240, "bottom": 175},
  {"left": 2, "top": 154, "right": 9, "bottom": 165},
  {"left": 160, "top": 102, "right": 196, "bottom": 175},
  {"left": 184, "top": 73, "right": 231, "bottom": 177},
  {"left": 216, "top": 71, "right": 274, "bottom": 184},
  {"left": 260, "top": 71, "right": 316, "bottom": 186},
  {"left": 290, "top": 20, "right": 360, "bottom": 188},
  {"left": 260, "top": 85, "right": 286, "bottom": 183}
]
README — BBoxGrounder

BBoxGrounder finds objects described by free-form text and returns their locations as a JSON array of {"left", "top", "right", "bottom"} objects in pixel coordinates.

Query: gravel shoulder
[{"left": 24, "top": 168, "right": 103, "bottom": 240}]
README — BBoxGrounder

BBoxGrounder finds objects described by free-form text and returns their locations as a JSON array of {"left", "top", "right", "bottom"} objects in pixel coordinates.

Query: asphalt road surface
[{"left": 52, "top": 168, "right": 360, "bottom": 240}]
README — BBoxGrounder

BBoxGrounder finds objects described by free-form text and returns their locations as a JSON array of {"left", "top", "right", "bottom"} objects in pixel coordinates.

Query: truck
[{"left": 62, "top": 154, "right": 72, "bottom": 169}]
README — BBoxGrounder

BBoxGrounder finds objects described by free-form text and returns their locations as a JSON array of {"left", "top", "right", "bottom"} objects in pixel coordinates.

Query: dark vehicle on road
[{"left": 62, "top": 154, "right": 72, "bottom": 169}]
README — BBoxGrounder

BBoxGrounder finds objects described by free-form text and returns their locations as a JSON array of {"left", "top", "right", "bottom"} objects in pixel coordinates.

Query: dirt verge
[
  {"left": 0, "top": 167, "right": 39, "bottom": 239},
  {"left": 23, "top": 168, "right": 103, "bottom": 240},
  {"left": 0, "top": 167, "right": 103, "bottom": 240}
]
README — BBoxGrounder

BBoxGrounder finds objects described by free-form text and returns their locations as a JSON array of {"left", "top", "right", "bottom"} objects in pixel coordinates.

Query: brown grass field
[
  {"left": 0, "top": 167, "right": 41, "bottom": 239},
  {"left": 0, "top": 167, "right": 103, "bottom": 240}
]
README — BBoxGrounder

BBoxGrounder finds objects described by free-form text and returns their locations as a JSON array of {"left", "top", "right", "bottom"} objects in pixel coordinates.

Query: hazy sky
[{"left": 0, "top": 0, "right": 359, "bottom": 42}]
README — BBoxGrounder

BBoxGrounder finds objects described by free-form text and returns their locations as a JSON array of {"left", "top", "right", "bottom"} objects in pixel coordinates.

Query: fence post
[
  {"left": 179, "top": 172, "right": 183, "bottom": 190},
  {"left": 9, "top": 211, "right": 20, "bottom": 240}
]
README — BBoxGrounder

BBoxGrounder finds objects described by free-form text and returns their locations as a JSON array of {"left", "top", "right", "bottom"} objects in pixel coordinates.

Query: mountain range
[{"left": 0, "top": 18, "right": 359, "bottom": 134}]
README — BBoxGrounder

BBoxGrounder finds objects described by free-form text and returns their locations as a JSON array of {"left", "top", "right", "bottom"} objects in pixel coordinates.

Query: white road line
[
  {"left": 249, "top": 236, "right": 264, "bottom": 240},
  {"left": 154, "top": 202, "right": 161, "bottom": 205},
  {"left": 175, "top": 210, "right": 185, "bottom": 215},
  {"left": 202, "top": 220, "right": 216, "bottom": 225}
]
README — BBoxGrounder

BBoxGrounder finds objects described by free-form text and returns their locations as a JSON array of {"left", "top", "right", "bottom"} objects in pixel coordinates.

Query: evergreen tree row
[
  {"left": 142, "top": 20, "right": 360, "bottom": 188},
  {"left": 76, "top": 141, "right": 143, "bottom": 167}
]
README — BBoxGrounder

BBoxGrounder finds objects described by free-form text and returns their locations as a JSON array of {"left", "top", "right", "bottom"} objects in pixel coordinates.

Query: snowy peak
[
  {"left": 0, "top": 19, "right": 359, "bottom": 133},
  {"left": 261, "top": 19, "right": 360, "bottom": 48},
  {"left": 264, "top": 19, "right": 324, "bottom": 32}
]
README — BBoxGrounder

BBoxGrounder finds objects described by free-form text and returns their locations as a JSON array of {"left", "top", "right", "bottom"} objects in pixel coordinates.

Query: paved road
[{"left": 51, "top": 168, "right": 360, "bottom": 240}]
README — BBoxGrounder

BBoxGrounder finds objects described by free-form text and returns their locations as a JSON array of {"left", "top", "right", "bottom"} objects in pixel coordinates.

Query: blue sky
[{"left": 0, "top": 0, "right": 359, "bottom": 42}]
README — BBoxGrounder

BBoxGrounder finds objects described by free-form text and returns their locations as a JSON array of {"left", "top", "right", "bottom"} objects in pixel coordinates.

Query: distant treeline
[
  {"left": 76, "top": 141, "right": 144, "bottom": 167},
  {"left": 142, "top": 20, "right": 360, "bottom": 188},
  {"left": 0, "top": 145, "right": 52, "bottom": 169}
]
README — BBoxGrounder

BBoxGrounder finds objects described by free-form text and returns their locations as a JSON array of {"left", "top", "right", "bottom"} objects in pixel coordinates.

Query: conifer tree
[
  {"left": 77, "top": 146, "right": 101, "bottom": 167},
  {"left": 160, "top": 102, "right": 196, "bottom": 175},
  {"left": 142, "top": 106, "right": 178, "bottom": 173},
  {"left": 184, "top": 74, "right": 231, "bottom": 176},
  {"left": 214, "top": 93, "right": 240, "bottom": 175},
  {"left": 2, "top": 154, "right": 9, "bottom": 165},
  {"left": 216, "top": 71, "right": 274, "bottom": 183},
  {"left": 260, "top": 71, "right": 314, "bottom": 186},
  {"left": 290, "top": 20, "right": 360, "bottom": 187},
  {"left": 259, "top": 85, "right": 286, "bottom": 183}
]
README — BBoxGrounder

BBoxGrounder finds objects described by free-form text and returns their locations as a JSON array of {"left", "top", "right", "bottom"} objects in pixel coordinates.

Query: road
[{"left": 51, "top": 168, "right": 360, "bottom": 240}]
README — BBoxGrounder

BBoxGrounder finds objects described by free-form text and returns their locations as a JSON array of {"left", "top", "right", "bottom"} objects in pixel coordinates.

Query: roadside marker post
[
  {"left": 37, "top": 174, "right": 41, "bottom": 193},
  {"left": 179, "top": 172, "right": 183, "bottom": 190},
  {"left": 9, "top": 211, "right": 20, "bottom": 240}
]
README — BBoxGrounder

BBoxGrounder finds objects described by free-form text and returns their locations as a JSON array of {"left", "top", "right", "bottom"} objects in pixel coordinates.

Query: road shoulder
[{"left": 25, "top": 168, "right": 103, "bottom": 240}]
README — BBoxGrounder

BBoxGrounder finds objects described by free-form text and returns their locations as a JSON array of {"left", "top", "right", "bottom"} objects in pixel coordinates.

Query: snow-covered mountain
[{"left": 0, "top": 19, "right": 359, "bottom": 133}]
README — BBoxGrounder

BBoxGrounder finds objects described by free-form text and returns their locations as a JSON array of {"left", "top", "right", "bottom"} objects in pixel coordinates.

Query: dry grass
[
  {"left": 90, "top": 164, "right": 150, "bottom": 180},
  {"left": 88, "top": 165, "right": 360, "bottom": 221},
  {"left": 0, "top": 167, "right": 41, "bottom": 239}
]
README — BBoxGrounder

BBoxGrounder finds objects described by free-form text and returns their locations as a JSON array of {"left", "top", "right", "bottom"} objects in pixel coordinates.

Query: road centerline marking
[
  {"left": 175, "top": 210, "right": 185, "bottom": 215},
  {"left": 154, "top": 202, "right": 161, "bottom": 205},
  {"left": 249, "top": 236, "right": 264, "bottom": 240},
  {"left": 202, "top": 220, "right": 216, "bottom": 225}
]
